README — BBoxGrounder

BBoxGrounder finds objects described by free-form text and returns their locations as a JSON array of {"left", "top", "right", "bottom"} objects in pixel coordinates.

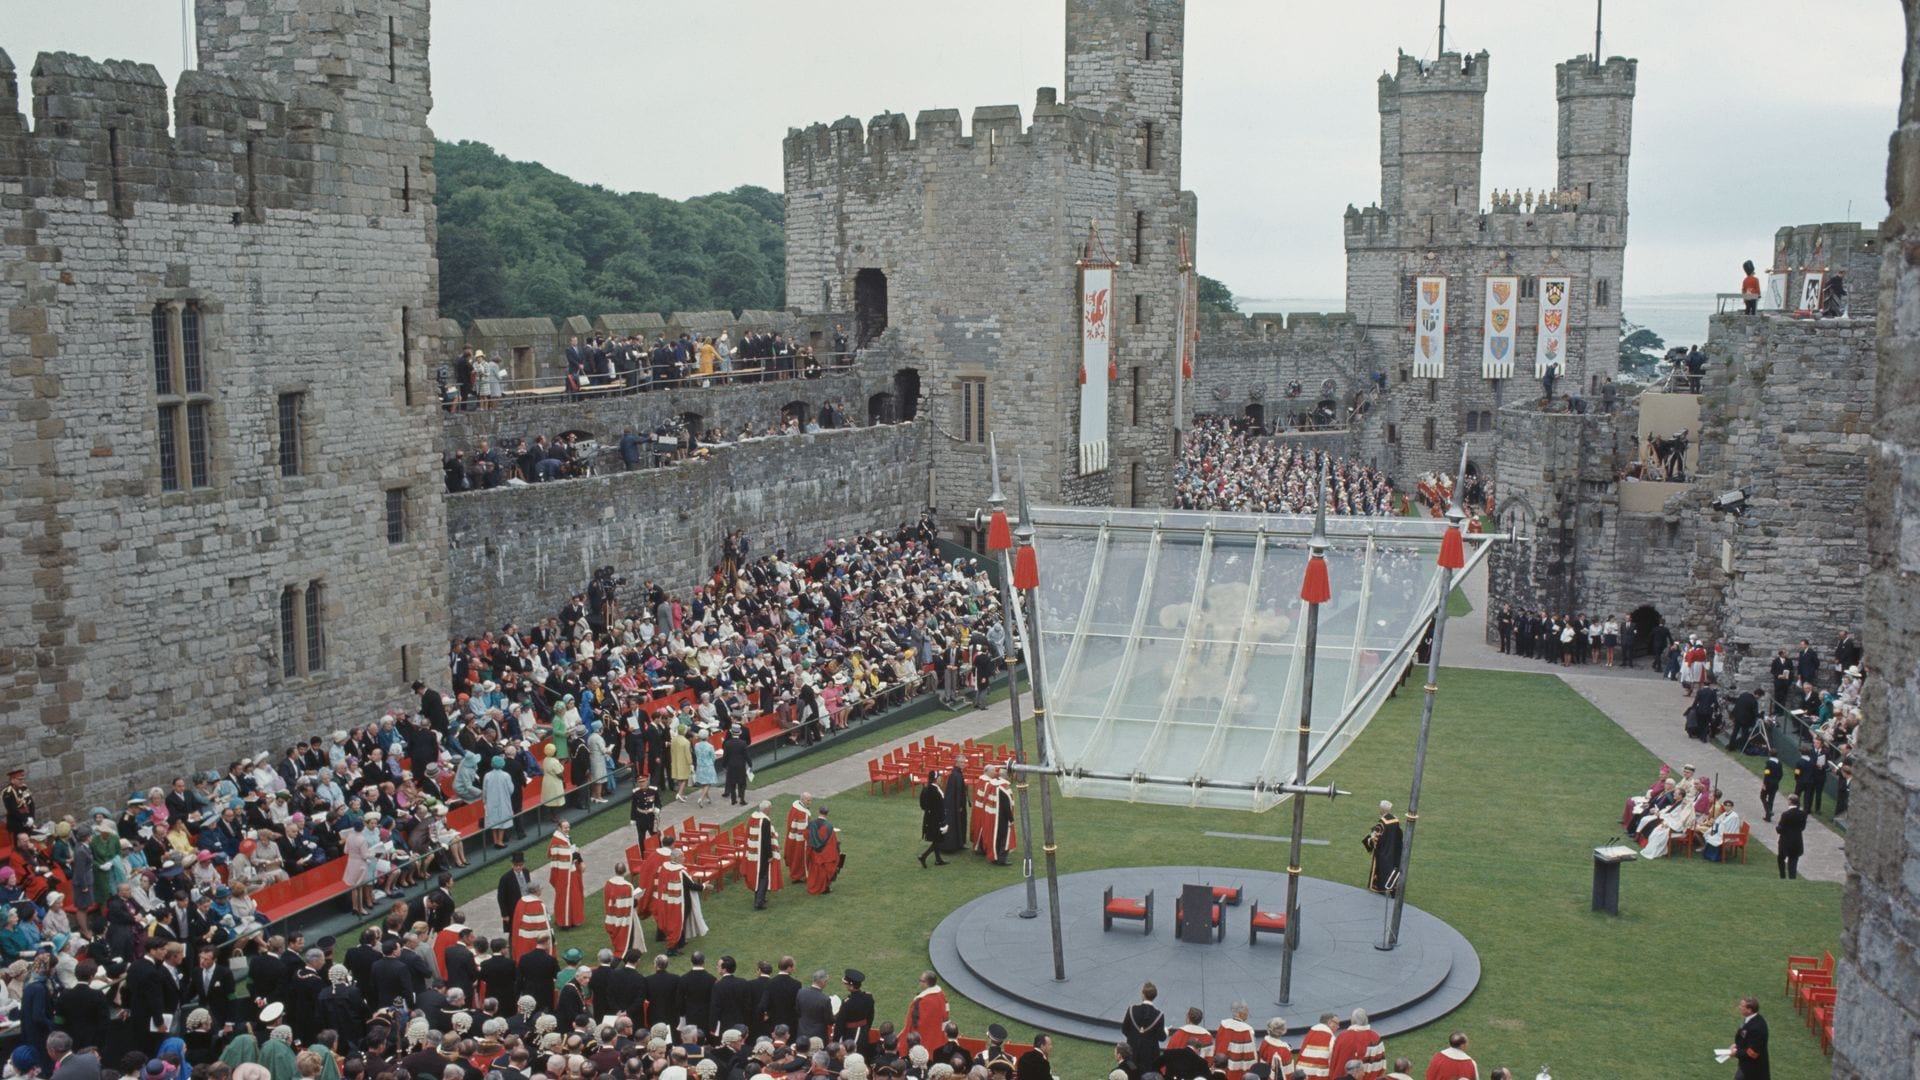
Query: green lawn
[{"left": 470, "top": 669, "right": 1842, "bottom": 1079}]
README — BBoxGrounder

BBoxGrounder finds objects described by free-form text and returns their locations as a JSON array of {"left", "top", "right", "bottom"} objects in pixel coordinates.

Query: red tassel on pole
[
  {"left": 1078, "top": 366, "right": 1087, "bottom": 385},
  {"left": 986, "top": 510, "right": 1013, "bottom": 553},
  {"left": 1299, "top": 554, "right": 1331, "bottom": 605},
  {"left": 1013, "top": 544, "right": 1040, "bottom": 591},
  {"left": 1108, "top": 357, "right": 1119, "bottom": 381},
  {"left": 1182, "top": 358, "right": 1194, "bottom": 380},
  {"left": 1437, "top": 524, "right": 1465, "bottom": 570}
]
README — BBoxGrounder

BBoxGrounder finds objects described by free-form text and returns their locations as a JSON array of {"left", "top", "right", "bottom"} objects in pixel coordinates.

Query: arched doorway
[
  {"left": 868, "top": 391, "right": 897, "bottom": 425},
  {"left": 893, "top": 368, "right": 921, "bottom": 421},
  {"left": 1628, "top": 605, "right": 1662, "bottom": 663},
  {"left": 1243, "top": 402, "right": 1266, "bottom": 432},
  {"left": 855, "top": 268, "right": 889, "bottom": 347},
  {"left": 781, "top": 401, "right": 811, "bottom": 429},
  {"left": 680, "top": 412, "right": 704, "bottom": 449}
]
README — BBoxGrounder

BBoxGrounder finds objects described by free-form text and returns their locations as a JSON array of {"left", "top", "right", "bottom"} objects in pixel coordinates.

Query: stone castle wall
[
  {"left": 783, "top": 0, "right": 1193, "bottom": 522},
  {"left": 1680, "top": 314, "right": 1877, "bottom": 684},
  {"left": 1190, "top": 311, "right": 1371, "bottom": 442},
  {"left": 443, "top": 421, "right": 934, "bottom": 631},
  {"left": 1833, "top": 4, "right": 1919, "bottom": 1074},
  {"left": 1343, "top": 53, "right": 1634, "bottom": 481},
  {"left": 0, "top": 2, "right": 448, "bottom": 813}
]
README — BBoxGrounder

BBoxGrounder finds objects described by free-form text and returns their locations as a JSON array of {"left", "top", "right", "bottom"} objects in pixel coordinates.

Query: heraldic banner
[
  {"left": 1079, "top": 265, "right": 1112, "bottom": 474},
  {"left": 1482, "top": 275, "right": 1518, "bottom": 379},
  {"left": 1535, "top": 275, "right": 1571, "bottom": 376},
  {"left": 1412, "top": 275, "right": 1446, "bottom": 379}
]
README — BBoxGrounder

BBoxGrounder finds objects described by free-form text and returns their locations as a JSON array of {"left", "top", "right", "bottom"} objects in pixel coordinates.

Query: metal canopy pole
[
  {"left": 1014, "top": 462, "right": 1067, "bottom": 981},
  {"left": 982, "top": 437, "right": 1039, "bottom": 918},
  {"left": 1278, "top": 466, "right": 1332, "bottom": 1006},
  {"left": 1384, "top": 445, "right": 1472, "bottom": 949}
]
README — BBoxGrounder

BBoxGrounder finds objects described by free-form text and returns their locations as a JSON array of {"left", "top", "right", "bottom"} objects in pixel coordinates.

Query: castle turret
[
  {"left": 1379, "top": 50, "right": 1488, "bottom": 222},
  {"left": 1556, "top": 55, "right": 1636, "bottom": 227},
  {"left": 1065, "top": 0, "right": 1184, "bottom": 175}
]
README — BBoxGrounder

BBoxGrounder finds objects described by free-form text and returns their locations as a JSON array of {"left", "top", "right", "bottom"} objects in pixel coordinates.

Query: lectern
[{"left": 1592, "top": 845, "right": 1638, "bottom": 915}]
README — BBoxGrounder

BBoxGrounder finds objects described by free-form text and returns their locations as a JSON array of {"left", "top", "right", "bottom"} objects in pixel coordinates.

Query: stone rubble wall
[{"left": 1834, "top": 4, "right": 1920, "bottom": 1076}]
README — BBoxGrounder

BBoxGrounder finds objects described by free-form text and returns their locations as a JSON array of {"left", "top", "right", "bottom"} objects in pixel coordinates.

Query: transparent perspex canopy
[{"left": 1025, "top": 506, "right": 1489, "bottom": 812}]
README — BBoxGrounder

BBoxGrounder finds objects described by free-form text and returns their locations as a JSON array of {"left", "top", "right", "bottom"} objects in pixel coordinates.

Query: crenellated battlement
[
  {"left": 1202, "top": 310, "right": 1363, "bottom": 343},
  {"left": 0, "top": 41, "right": 420, "bottom": 218},
  {"left": 1555, "top": 55, "right": 1637, "bottom": 97},
  {"left": 784, "top": 88, "right": 1124, "bottom": 182},
  {"left": 1380, "top": 50, "right": 1491, "bottom": 101}
]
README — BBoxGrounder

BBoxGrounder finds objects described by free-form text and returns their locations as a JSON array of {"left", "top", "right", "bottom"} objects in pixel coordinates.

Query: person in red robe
[
  {"left": 651, "top": 847, "right": 707, "bottom": 954},
  {"left": 1422, "top": 1033, "right": 1477, "bottom": 1080},
  {"left": 547, "top": 822, "right": 585, "bottom": 929},
  {"left": 804, "top": 806, "right": 841, "bottom": 895},
  {"left": 1258, "top": 1019, "right": 1293, "bottom": 1077},
  {"left": 783, "top": 795, "right": 813, "bottom": 884},
  {"left": 901, "top": 972, "right": 949, "bottom": 1056},
  {"left": 1329, "top": 1009, "right": 1386, "bottom": 1080},
  {"left": 1164, "top": 1008, "right": 1214, "bottom": 1077},
  {"left": 976, "top": 767, "right": 1015, "bottom": 865},
  {"left": 631, "top": 833, "right": 667, "bottom": 925},
  {"left": 1296, "top": 1013, "right": 1338, "bottom": 1079},
  {"left": 1215, "top": 1004, "right": 1257, "bottom": 1080},
  {"left": 602, "top": 863, "right": 643, "bottom": 959},
  {"left": 747, "top": 802, "right": 785, "bottom": 910},
  {"left": 431, "top": 923, "right": 466, "bottom": 981},
  {"left": 510, "top": 894, "right": 552, "bottom": 962}
]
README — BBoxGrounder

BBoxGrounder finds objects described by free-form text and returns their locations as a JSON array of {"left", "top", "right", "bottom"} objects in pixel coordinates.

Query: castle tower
[
  {"left": 1379, "top": 51, "right": 1488, "bottom": 222},
  {"left": 1556, "top": 56, "right": 1635, "bottom": 224},
  {"left": 0, "top": 0, "right": 447, "bottom": 812},
  {"left": 1064, "top": 0, "right": 1189, "bottom": 508}
]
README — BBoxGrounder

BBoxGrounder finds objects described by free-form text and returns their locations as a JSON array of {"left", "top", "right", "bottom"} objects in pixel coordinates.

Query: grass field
[
  {"left": 471, "top": 669, "right": 1843, "bottom": 1079},
  {"left": 1447, "top": 586, "right": 1473, "bottom": 618}
]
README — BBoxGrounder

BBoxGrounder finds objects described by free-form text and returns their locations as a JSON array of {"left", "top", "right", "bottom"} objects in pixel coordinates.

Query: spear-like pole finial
[
  {"left": 1447, "top": 443, "right": 1470, "bottom": 521},
  {"left": 988, "top": 435, "right": 1007, "bottom": 509}
]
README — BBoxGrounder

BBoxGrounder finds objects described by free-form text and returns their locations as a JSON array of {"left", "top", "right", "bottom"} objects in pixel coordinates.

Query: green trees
[
  {"left": 1196, "top": 274, "right": 1238, "bottom": 313},
  {"left": 433, "top": 140, "right": 786, "bottom": 323}
]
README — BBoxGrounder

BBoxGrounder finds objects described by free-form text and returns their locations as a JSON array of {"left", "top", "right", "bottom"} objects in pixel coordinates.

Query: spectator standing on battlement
[{"left": 1740, "top": 260, "right": 1762, "bottom": 314}]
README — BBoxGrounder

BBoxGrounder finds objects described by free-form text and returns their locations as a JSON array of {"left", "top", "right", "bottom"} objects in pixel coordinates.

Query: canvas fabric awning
[{"left": 1026, "top": 506, "right": 1491, "bottom": 811}]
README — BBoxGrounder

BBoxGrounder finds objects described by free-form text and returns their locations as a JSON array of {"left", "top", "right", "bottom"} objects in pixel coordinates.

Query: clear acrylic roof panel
[{"left": 1028, "top": 506, "right": 1476, "bottom": 812}]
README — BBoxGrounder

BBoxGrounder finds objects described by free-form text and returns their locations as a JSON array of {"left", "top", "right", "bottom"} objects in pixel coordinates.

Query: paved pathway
[{"left": 1447, "top": 558, "right": 1845, "bottom": 882}]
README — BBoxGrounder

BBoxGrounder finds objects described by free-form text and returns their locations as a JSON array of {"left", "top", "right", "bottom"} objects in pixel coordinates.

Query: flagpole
[
  {"left": 1384, "top": 445, "right": 1470, "bottom": 949},
  {"left": 1014, "top": 462, "right": 1067, "bottom": 981},
  {"left": 983, "top": 436, "right": 1039, "bottom": 919},
  {"left": 1279, "top": 463, "right": 1332, "bottom": 1006}
]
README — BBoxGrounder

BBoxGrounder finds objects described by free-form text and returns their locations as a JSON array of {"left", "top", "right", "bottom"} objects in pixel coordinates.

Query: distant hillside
[{"left": 434, "top": 140, "right": 785, "bottom": 325}]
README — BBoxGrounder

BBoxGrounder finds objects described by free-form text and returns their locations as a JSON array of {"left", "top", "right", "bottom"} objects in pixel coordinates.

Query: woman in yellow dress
[{"left": 540, "top": 744, "right": 566, "bottom": 822}]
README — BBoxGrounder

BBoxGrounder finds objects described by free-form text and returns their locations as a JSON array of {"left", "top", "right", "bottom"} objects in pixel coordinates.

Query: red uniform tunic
[
  {"left": 510, "top": 896, "right": 552, "bottom": 962},
  {"left": 1215, "top": 1019, "right": 1257, "bottom": 1080},
  {"left": 1329, "top": 1026, "right": 1385, "bottom": 1080},
  {"left": 1297, "top": 1024, "right": 1336, "bottom": 1079},
  {"left": 747, "top": 810, "right": 785, "bottom": 893},
  {"left": 432, "top": 924, "right": 465, "bottom": 980},
  {"left": 548, "top": 833, "right": 585, "bottom": 929},
  {"left": 976, "top": 778, "right": 1015, "bottom": 861},
  {"left": 602, "top": 873, "right": 643, "bottom": 958},
  {"left": 804, "top": 820, "right": 840, "bottom": 894},
  {"left": 1423, "top": 1047, "right": 1477, "bottom": 1080},
  {"left": 783, "top": 801, "right": 811, "bottom": 883},
  {"left": 632, "top": 845, "right": 666, "bottom": 921}
]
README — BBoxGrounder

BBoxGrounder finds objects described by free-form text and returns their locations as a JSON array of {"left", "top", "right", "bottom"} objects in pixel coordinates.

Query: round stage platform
[{"left": 929, "top": 866, "right": 1479, "bottom": 1044}]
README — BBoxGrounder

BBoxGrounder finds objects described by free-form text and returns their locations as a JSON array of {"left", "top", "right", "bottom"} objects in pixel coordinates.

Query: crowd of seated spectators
[
  {"left": 1173, "top": 418, "right": 1395, "bottom": 515},
  {"left": 443, "top": 402, "right": 866, "bottom": 492}
]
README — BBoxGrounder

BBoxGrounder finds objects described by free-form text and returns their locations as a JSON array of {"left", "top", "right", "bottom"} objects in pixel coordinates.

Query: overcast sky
[{"left": 7, "top": 2, "right": 1903, "bottom": 301}]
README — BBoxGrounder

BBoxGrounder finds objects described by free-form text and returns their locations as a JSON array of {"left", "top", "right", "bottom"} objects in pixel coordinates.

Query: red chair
[
  {"left": 1210, "top": 884, "right": 1244, "bottom": 907},
  {"left": 1248, "top": 898, "right": 1290, "bottom": 945},
  {"left": 1804, "top": 987, "right": 1836, "bottom": 1033},
  {"left": 1789, "top": 951, "right": 1835, "bottom": 1008},
  {"left": 1102, "top": 886, "right": 1153, "bottom": 935},
  {"left": 1719, "top": 822, "right": 1751, "bottom": 864}
]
